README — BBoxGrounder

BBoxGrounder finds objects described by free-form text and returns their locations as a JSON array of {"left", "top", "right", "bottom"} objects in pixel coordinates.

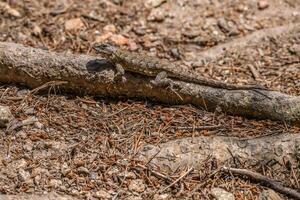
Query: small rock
[
  {"left": 289, "top": 44, "right": 300, "bottom": 55},
  {"left": 118, "top": 171, "right": 136, "bottom": 179},
  {"left": 65, "top": 18, "right": 85, "bottom": 30},
  {"left": 34, "top": 174, "right": 41, "bottom": 185},
  {"left": 113, "top": 0, "right": 124, "bottom": 4},
  {"left": 23, "top": 142, "right": 33, "bottom": 151},
  {"left": 0, "top": 106, "right": 14, "bottom": 127},
  {"left": 211, "top": 188, "right": 235, "bottom": 200},
  {"left": 90, "top": 172, "right": 98, "bottom": 180},
  {"left": 73, "top": 158, "right": 85, "bottom": 167},
  {"left": 217, "top": 18, "right": 239, "bottom": 35},
  {"left": 147, "top": 8, "right": 165, "bottom": 21},
  {"left": 128, "top": 179, "right": 145, "bottom": 193},
  {"left": 153, "top": 193, "right": 170, "bottom": 200},
  {"left": 17, "top": 130, "right": 27, "bottom": 139},
  {"left": 110, "top": 34, "right": 129, "bottom": 45},
  {"left": 33, "top": 25, "right": 42, "bottom": 36},
  {"left": 258, "top": 0, "right": 269, "bottom": 10},
  {"left": 94, "top": 189, "right": 112, "bottom": 199},
  {"left": 12, "top": 158, "right": 27, "bottom": 169},
  {"left": 144, "top": 0, "right": 166, "bottom": 8},
  {"left": 95, "top": 32, "right": 113, "bottom": 43},
  {"left": 77, "top": 166, "right": 90, "bottom": 175},
  {"left": 259, "top": 189, "right": 283, "bottom": 200},
  {"left": 17, "top": 89, "right": 30, "bottom": 96},
  {"left": 18, "top": 169, "right": 31, "bottom": 182},
  {"left": 103, "top": 24, "right": 117, "bottom": 33},
  {"left": 0, "top": 2, "right": 21, "bottom": 18},
  {"left": 217, "top": 18, "right": 230, "bottom": 32},
  {"left": 17, "top": 32, "right": 28, "bottom": 41},
  {"left": 126, "top": 196, "right": 143, "bottom": 200},
  {"left": 128, "top": 40, "right": 138, "bottom": 51},
  {"left": 170, "top": 48, "right": 180, "bottom": 59},
  {"left": 49, "top": 179, "right": 62, "bottom": 188},
  {"left": 34, "top": 121, "right": 44, "bottom": 129},
  {"left": 81, "top": 103, "right": 88, "bottom": 109},
  {"left": 24, "top": 107, "right": 35, "bottom": 115}
]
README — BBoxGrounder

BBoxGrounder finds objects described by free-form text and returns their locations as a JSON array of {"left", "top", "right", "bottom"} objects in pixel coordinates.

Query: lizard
[{"left": 92, "top": 43, "right": 270, "bottom": 92}]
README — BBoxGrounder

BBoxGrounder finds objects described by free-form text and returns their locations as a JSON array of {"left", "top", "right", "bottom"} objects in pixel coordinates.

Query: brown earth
[{"left": 0, "top": 0, "right": 299, "bottom": 199}]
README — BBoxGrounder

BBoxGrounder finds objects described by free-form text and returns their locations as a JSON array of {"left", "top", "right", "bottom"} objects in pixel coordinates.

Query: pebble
[
  {"left": 118, "top": 171, "right": 136, "bottom": 179},
  {"left": 94, "top": 190, "right": 112, "bottom": 199},
  {"left": 145, "top": 0, "right": 166, "bottom": 8},
  {"left": 18, "top": 169, "right": 31, "bottom": 183},
  {"left": 65, "top": 18, "right": 85, "bottom": 30},
  {"left": 259, "top": 189, "right": 283, "bottom": 200},
  {"left": 170, "top": 48, "right": 180, "bottom": 59},
  {"left": 77, "top": 166, "right": 90, "bottom": 175},
  {"left": 95, "top": 32, "right": 113, "bottom": 43},
  {"left": 211, "top": 188, "right": 235, "bottom": 200},
  {"left": 147, "top": 8, "right": 165, "bottom": 22},
  {"left": 153, "top": 194, "right": 170, "bottom": 200},
  {"left": 289, "top": 44, "right": 300, "bottom": 55},
  {"left": 17, "top": 89, "right": 30, "bottom": 96},
  {"left": 17, "top": 130, "right": 27, "bottom": 139},
  {"left": 24, "top": 107, "right": 35, "bottom": 115},
  {"left": 110, "top": 34, "right": 129, "bottom": 45},
  {"left": 49, "top": 179, "right": 62, "bottom": 188},
  {"left": 128, "top": 179, "right": 146, "bottom": 193},
  {"left": 258, "top": 0, "right": 269, "bottom": 10},
  {"left": 103, "top": 24, "right": 117, "bottom": 33},
  {"left": 0, "top": 2, "right": 21, "bottom": 18},
  {"left": 33, "top": 25, "right": 42, "bottom": 36},
  {"left": 34, "top": 121, "right": 44, "bottom": 129},
  {"left": 0, "top": 105, "right": 14, "bottom": 127}
]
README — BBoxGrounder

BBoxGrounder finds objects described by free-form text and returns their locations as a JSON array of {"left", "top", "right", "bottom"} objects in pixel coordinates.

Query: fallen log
[
  {"left": 138, "top": 133, "right": 300, "bottom": 171},
  {"left": 0, "top": 42, "right": 300, "bottom": 124}
]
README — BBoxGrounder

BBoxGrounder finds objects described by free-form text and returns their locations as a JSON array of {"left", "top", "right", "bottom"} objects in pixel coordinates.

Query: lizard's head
[{"left": 92, "top": 43, "right": 117, "bottom": 59}]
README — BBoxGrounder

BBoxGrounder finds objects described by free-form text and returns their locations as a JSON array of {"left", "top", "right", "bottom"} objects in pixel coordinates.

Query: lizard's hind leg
[
  {"left": 152, "top": 71, "right": 169, "bottom": 86},
  {"left": 152, "top": 72, "right": 183, "bottom": 100}
]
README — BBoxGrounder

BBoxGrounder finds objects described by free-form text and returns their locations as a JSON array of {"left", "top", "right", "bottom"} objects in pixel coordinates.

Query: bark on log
[
  {"left": 138, "top": 134, "right": 300, "bottom": 172},
  {"left": 0, "top": 42, "right": 300, "bottom": 124}
]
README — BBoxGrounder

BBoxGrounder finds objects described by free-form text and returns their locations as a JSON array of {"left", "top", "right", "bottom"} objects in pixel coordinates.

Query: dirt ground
[{"left": 0, "top": 0, "right": 299, "bottom": 199}]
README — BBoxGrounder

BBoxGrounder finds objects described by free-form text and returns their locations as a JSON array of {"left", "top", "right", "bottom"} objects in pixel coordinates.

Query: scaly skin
[{"left": 93, "top": 43, "right": 268, "bottom": 91}]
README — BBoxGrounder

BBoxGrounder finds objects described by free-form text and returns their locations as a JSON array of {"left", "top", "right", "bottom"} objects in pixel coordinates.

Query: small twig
[
  {"left": 226, "top": 147, "right": 240, "bottom": 167},
  {"left": 291, "top": 167, "right": 300, "bottom": 189},
  {"left": 222, "top": 167, "right": 300, "bottom": 199},
  {"left": 6, "top": 116, "right": 38, "bottom": 133},
  {"left": 175, "top": 124, "right": 224, "bottom": 131},
  {"left": 134, "top": 164, "right": 173, "bottom": 183},
  {"left": 81, "top": 14, "right": 105, "bottom": 22},
  {"left": 189, "top": 168, "right": 221, "bottom": 196},
  {"left": 160, "top": 167, "right": 194, "bottom": 193},
  {"left": 145, "top": 149, "right": 161, "bottom": 166},
  {"left": 29, "top": 80, "right": 68, "bottom": 95},
  {"left": 247, "top": 64, "right": 261, "bottom": 81}
]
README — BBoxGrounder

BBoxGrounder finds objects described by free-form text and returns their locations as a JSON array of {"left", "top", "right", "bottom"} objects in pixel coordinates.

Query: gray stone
[
  {"left": 259, "top": 189, "right": 283, "bottom": 200},
  {"left": 128, "top": 179, "right": 146, "bottom": 193},
  {"left": 144, "top": 0, "right": 166, "bottom": 8},
  {"left": 0, "top": 105, "right": 14, "bottom": 127},
  {"left": 94, "top": 189, "right": 112, "bottom": 199},
  {"left": 211, "top": 188, "right": 235, "bottom": 200}
]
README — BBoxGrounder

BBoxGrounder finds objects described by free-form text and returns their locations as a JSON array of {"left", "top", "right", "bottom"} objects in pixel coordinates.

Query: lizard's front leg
[{"left": 114, "top": 63, "right": 126, "bottom": 82}]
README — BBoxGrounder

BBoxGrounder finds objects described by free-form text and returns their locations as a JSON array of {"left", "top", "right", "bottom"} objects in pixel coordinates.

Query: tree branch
[{"left": 0, "top": 42, "right": 300, "bottom": 124}]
